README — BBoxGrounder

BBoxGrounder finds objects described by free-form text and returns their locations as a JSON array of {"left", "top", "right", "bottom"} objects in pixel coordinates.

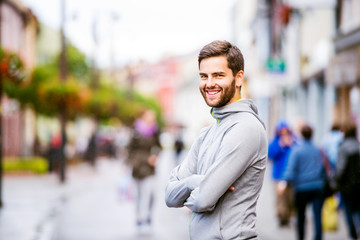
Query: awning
[{"left": 334, "top": 28, "right": 360, "bottom": 53}]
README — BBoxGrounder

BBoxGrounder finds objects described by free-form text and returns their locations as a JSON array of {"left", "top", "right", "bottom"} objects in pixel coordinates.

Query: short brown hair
[
  {"left": 343, "top": 122, "right": 357, "bottom": 138},
  {"left": 301, "top": 125, "right": 313, "bottom": 140},
  {"left": 198, "top": 40, "right": 244, "bottom": 76}
]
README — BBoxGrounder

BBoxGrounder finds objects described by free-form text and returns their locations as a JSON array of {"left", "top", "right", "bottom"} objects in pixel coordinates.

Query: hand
[
  {"left": 276, "top": 181, "right": 287, "bottom": 195},
  {"left": 280, "top": 135, "right": 293, "bottom": 147},
  {"left": 147, "top": 154, "right": 157, "bottom": 166}
]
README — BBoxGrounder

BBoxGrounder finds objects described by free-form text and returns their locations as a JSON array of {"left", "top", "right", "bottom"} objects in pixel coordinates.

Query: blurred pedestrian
[
  {"left": 321, "top": 123, "right": 343, "bottom": 197},
  {"left": 48, "top": 133, "right": 62, "bottom": 173},
  {"left": 127, "top": 109, "right": 161, "bottom": 234},
  {"left": 165, "top": 40, "right": 268, "bottom": 240},
  {"left": 334, "top": 122, "right": 360, "bottom": 239},
  {"left": 173, "top": 126, "right": 185, "bottom": 165},
  {"left": 85, "top": 131, "right": 97, "bottom": 166},
  {"left": 268, "top": 120, "right": 296, "bottom": 226},
  {"left": 322, "top": 123, "right": 343, "bottom": 169},
  {"left": 281, "top": 124, "right": 326, "bottom": 240}
]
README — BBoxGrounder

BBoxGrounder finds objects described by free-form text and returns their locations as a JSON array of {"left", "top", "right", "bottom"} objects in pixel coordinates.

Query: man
[
  {"left": 282, "top": 125, "right": 325, "bottom": 240},
  {"left": 165, "top": 40, "right": 268, "bottom": 239}
]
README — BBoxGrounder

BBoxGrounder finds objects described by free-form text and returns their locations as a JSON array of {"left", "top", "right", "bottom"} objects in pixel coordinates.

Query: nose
[{"left": 206, "top": 76, "right": 216, "bottom": 88}]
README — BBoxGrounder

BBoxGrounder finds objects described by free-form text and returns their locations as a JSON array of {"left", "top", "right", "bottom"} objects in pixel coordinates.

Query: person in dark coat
[
  {"left": 335, "top": 122, "right": 360, "bottom": 239},
  {"left": 127, "top": 109, "right": 161, "bottom": 234}
]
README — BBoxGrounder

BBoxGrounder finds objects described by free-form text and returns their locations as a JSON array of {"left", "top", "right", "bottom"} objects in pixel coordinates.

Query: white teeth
[{"left": 207, "top": 90, "right": 220, "bottom": 95}]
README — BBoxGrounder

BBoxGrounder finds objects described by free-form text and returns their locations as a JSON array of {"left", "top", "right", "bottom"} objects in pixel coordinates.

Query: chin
[{"left": 206, "top": 100, "right": 222, "bottom": 108}]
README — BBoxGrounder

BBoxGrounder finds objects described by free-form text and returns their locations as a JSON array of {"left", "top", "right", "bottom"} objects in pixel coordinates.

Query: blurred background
[{"left": 0, "top": 0, "right": 359, "bottom": 239}]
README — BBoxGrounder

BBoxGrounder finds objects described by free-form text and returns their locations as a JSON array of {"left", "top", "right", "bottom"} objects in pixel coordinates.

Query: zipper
[{"left": 209, "top": 108, "right": 220, "bottom": 147}]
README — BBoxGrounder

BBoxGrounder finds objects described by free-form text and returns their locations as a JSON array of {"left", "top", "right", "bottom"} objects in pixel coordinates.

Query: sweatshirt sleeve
[
  {"left": 268, "top": 137, "right": 282, "bottom": 160},
  {"left": 268, "top": 137, "right": 291, "bottom": 161},
  {"left": 165, "top": 134, "right": 204, "bottom": 208},
  {"left": 184, "top": 122, "right": 265, "bottom": 212}
]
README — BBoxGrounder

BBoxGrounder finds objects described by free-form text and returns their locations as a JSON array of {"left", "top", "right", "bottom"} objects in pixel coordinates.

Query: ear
[{"left": 235, "top": 70, "right": 244, "bottom": 88}]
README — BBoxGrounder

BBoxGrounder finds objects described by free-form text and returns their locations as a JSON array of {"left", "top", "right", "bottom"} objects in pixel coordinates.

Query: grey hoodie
[{"left": 165, "top": 99, "right": 268, "bottom": 240}]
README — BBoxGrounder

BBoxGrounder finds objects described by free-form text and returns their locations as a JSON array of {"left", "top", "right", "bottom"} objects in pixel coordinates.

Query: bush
[{"left": 3, "top": 157, "right": 48, "bottom": 174}]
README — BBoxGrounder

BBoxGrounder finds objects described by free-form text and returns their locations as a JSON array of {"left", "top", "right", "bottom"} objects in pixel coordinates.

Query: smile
[{"left": 206, "top": 90, "right": 221, "bottom": 96}]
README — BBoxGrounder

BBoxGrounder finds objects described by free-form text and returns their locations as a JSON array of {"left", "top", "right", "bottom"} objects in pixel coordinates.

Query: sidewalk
[{"left": 0, "top": 171, "right": 66, "bottom": 240}]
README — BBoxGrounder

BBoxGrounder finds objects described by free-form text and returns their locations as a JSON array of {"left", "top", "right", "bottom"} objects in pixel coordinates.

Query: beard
[{"left": 200, "top": 78, "right": 236, "bottom": 108}]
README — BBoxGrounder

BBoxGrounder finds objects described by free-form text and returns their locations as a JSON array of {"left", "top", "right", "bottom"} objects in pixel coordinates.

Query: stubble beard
[{"left": 201, "top": 78, "right": 236, "bottom": 108}]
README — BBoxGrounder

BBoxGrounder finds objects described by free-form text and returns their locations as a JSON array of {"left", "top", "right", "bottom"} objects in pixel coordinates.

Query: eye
[
  {"left": 215, "top": 73, "right": 224, "bottom": 78},
  {"left": 200, "top": 74, "right": 207, "bottom": 80}
]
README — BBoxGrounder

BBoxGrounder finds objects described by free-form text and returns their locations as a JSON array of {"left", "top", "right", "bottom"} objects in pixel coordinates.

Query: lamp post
[
  {"left": 91, "top": 10, "right": 120, "bottom": 85},
  {"left": 58, "top": 0, "right": 67, "bottom": 183},
  {"left": 109, "top": 12, "right": 120, "bottom": 79},
  {"left": 0, "top": 0, "right": 4, "bottom": 208}
]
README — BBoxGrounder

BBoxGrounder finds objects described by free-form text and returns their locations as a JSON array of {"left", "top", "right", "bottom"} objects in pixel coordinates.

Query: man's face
[{"left": 199, "top": 56, "right": 243, "bottom": 108}]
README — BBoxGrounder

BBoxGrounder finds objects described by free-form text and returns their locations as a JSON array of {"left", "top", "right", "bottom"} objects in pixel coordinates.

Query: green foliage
[
  {"left": 85, "top": 85, "right": 143, "bottom": 124},
  {"left": 10, "top": 65, "right": 56, "bottom": 114},
  {"left": 0, "top": 48, "right": 26, "bottom": 84},
  {"left": 32, "top": 43, "right": 91, "bottom": 84},
  {"left": 39, "top": 77, "right": 91, "bottom": 118},
  {"left": 0, "top": 47, "right": 164, "bottom": 127},
  {"left": 13, "top": 44, "right": 92, "bottom": 118},
  {"left": 56, "top": 45, "right": 90, "bottom": 83},
  {"left": 133, "top": 91, "right": 165, "bottom": 127},
  {"left": 0, "top": 48, "right": 27, "bottom": 103},
  {"left": 3, "top": 157, "right": 48, "bottom": 174},
  {"left": 84, "top": 84, "right": 165, "bottom": 127}
]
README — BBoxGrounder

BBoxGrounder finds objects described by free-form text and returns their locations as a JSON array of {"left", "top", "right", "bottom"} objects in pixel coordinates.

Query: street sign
[{"left": 266, "top": 57, "right": 286, "bottom": 73}]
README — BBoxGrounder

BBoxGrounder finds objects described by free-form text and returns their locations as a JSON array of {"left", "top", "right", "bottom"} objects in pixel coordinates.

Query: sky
[{"left": 22, "top": 0, "right": 238, "bottom": 68}]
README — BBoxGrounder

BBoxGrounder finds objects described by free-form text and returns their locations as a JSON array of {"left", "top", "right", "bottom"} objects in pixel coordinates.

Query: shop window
[{"left": 340, "top": 0, "right": 360, "bottom": 34}]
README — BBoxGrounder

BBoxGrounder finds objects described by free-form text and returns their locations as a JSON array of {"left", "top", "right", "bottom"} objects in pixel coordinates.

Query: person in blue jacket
[
  {"left": 282, "top": 124, "right": 326, "bottom": 240},
  {"left": 268, "top": 120, "right": 296, "bottom": 226}
]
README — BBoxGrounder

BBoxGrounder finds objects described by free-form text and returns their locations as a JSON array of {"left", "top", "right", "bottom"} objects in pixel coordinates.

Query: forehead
[{"left": 199, "top": 56, "right": 230, "bottom": 73}]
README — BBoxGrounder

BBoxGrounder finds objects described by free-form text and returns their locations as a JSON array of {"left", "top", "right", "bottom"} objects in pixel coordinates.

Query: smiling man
[{"left": 165, "top": 40, "right": 268, "bottom": 239}]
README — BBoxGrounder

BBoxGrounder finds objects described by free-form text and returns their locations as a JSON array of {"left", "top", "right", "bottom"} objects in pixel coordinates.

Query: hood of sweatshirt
[
  {"left": 211, "top": 99, "right": 266, "bottom": 129},
  {"left": 341, "top": 137, "right": 360, "bottom": 155}
]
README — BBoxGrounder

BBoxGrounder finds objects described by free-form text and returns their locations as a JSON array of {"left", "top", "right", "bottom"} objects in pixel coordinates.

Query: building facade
[
  {"left": 0, "top": 0, "right": 38, "bottom": 156},
  {"left": 329, "top": 0, "right": 360, "bottom": 137},
  {"left": 248, "top": 0, "right": 339, "bottom": 144}
]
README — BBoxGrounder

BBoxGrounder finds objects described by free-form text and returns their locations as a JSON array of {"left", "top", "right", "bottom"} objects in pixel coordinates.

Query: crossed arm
[
  {"left": 165, "top": 136, "right": 202, "bottom": 208},
  {"left": 165, "top": 124, "right": 260, "bottom": 212}
]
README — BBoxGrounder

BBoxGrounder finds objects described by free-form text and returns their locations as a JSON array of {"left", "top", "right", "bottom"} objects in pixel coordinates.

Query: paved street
[
  {"left": 257, "top": 162, "right": 348, "bottom": 240},
  {"left": 0, "top": 149, "right": 349, "bottom": 240},
  {"left": 52, "top": 151, "right": 190, "bottom": 240}
]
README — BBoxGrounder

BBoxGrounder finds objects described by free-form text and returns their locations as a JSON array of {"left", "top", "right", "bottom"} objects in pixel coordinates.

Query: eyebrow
[
  {"left": 199, "top": 71, "right": 226, "bottom": 75},
  {"left": 212, "top": 71, "right": 226, "bottom": 75}
]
